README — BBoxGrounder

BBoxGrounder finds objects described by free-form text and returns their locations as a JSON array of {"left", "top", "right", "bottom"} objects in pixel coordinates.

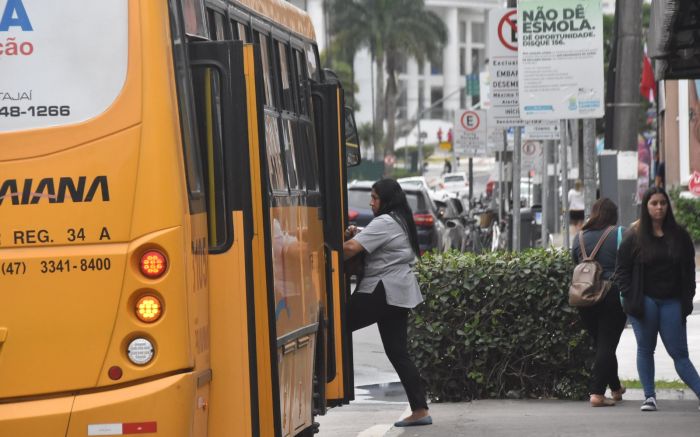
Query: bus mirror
[{"left": 344, "top": 107, "right": 361, "bottom": 167}]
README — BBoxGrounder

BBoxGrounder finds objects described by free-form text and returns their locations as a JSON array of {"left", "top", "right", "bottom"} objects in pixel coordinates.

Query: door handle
[{"left": 0, "top": 327, "right": 7, "bottom": 344}]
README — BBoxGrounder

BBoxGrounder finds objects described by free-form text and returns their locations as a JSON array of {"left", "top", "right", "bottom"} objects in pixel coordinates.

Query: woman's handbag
[{"left": 344, "top": 252, "right": 365, "bottom": 278}]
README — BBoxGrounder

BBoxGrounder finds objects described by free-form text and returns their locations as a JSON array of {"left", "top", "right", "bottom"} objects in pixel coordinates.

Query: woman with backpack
[
  {"left": 343, "top": 179, "right": 431, "bottom": 427},
  {"left": 615, "top": 187, "right": 700, "bottom": 412},
  {"left": 571, "top": 198, "right": 627, "bottom": 407}
]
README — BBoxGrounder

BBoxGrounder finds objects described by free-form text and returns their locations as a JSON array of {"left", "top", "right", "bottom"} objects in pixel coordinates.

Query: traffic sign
[
  {"left": 487, "top": 8, "right": 526, "bottom": 129},
  {"left": 460, "top": 111, "right": 481, "bottom": 131},
  {"left": 497, "top": 10, "right": 518, "bottom": 52},
  {"left": 454, "top": 109, "right": 487, "bottom": 157}
]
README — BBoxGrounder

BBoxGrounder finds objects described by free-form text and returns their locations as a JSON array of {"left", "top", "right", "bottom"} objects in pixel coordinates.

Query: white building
[{"left": 292, "top": 0, "right": 502, "bottom": 145}]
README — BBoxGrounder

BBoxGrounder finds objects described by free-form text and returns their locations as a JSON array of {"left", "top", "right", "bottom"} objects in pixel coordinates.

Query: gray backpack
[{"left": 568, "top": 226, "right": 615, "bottom": 307}]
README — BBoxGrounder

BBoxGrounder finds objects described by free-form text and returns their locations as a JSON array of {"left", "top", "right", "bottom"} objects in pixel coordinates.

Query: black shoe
[
  {"left": 394, "top": 416, "right": 433, "bottom": 427},
  {"left": 640, "top": 397, "right": 657, "bottom": 411}
]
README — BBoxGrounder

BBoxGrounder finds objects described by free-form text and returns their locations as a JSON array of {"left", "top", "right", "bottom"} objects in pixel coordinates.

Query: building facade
[{"left": 292, "top": 0, "right": 500, "bottom": 142}]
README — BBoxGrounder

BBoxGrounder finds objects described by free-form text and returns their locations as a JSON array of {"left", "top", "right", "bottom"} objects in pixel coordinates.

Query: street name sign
[
  {"left": 523, "top": 121, "right": 560, "bottom": 140},
  {"left": 517, "top": 0, "right": 605, "bottom": 119}
]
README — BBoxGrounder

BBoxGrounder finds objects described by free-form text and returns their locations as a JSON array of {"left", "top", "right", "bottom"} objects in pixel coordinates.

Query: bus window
[
  {"left": 237, "top": 22, "right": 249, "bottom": 42},
  {"left": 191, "top": 66, "right": 228, "bottom": 248},
  {"left": 305, "top": 43, "right": 320, "bottom": 82},
  {"left": 256, "top": 32, "right": 277, "bottom": 108},
  {"left": 302, "top": 123, "right": 319, "bottom": 192},
  {"left": 265, "top": 114, "right": 287, "bottom": 192},
  {"left": 183, "top": 0, "right": 209, "bottom": 38},
  {"left": 293, "top": 48, "right": 310, "bottom": 115},
  {"left": 283, "top": 118, "right": 301, "bottom": 190},
  {"left": 276, "top": 41, "right": 295, "bottom": 112},
  {"left": 207, "top": 9, "right": 227, "bottom": 41}
]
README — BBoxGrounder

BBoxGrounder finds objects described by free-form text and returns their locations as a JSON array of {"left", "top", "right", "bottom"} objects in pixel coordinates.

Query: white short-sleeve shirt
[{"left": 352, "top": 214, "right": 424, "bottom": 308}]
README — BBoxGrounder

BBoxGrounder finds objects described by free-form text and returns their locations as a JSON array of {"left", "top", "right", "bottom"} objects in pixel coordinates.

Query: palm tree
[{"left": 332, "top": 0, "right": 447, "bottom": 159}]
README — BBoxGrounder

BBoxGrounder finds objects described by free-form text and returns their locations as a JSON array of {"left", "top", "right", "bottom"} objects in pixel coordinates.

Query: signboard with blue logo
[
  {"left": 0, "top": 0, "right": 128, "bottom": 132},
  {"left": 517, "top": 0, "right": 604, "bottom": 119}
]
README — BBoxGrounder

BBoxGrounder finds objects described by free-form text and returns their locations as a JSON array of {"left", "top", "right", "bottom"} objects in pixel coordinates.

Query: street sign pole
[
  {"left": 469, "top": 158, "right": 473, "bottom": 201},
  {"left": 542, "top": 140, "right": 550, "bottom": 248},
  {"left": 583, "top": 119, "right": 597, "bottom": 216},
  {"left": 560, "top": 119, "right": 570, "bottom": 249},
  {"left": 513, "top": 126, "right": 521, "bottom": 251}
]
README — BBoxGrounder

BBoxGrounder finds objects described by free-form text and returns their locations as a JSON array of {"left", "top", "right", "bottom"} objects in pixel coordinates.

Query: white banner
[
  {"left": 517, "top": 0, "right": 605, "bottom": 119},
  {"left": 0, "top": 0, "right": 128, "bottom": 132}
]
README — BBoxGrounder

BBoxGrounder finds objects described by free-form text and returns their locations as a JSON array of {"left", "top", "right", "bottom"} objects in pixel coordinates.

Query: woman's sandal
[
  {"left": 611, "top": 386, "right": 626, "bottom": 402},
  {"left": 590, "top": 394, "right": 615, "bottom": 407}
]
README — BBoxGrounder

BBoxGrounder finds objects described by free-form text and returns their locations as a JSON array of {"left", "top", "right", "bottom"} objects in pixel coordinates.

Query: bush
[
  {"left": 669, "top": 188, "right": 700, "bottom": 243},
  {"left": 409, "top": 249, "right": 592, "bottom": 402}
]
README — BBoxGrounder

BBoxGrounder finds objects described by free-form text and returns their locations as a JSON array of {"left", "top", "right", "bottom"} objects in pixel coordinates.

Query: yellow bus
[{"left": 0, "top": 0, "right": 359, "bottom": 436}]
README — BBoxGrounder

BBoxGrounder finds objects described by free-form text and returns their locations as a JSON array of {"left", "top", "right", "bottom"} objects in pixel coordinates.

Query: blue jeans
[{"left": 629, "top": 296, "right": 700, "bottom": 399}]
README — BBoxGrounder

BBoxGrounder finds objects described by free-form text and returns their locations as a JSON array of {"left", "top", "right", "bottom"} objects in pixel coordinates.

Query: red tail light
[
  {"left": 140, "top": 250, "right": 167, "bottom": 278},
  {"left": 414, "top": 213, "right": 434, "bottom": 227},
  {"left": 348, "top": 209, "right": 359, "bottom": 221}
]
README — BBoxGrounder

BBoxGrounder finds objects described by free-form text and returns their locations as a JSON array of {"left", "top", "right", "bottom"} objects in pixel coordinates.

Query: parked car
[
  {"left": 434, "top": 197, "right": 469, "bottom": 251},
  {"left": 399, "top": 183, "right": 445, "bottom": 255},
  {"left": 396, "top": 176, "right": 430, "bottom": 191},
  {"left": 439, "top": 172, "right": 469, "bottom": 200},
  {"left": 348, "top": 180, "right": 445, "bottom": 255},
  {"left": 347, "top": 180, "right": 375, "bottom": 228}
]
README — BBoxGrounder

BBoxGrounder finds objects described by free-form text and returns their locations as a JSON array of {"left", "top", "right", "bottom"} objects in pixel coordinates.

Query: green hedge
[
  {"left": 670, "top": 188, "right": 700, "bottom": 243},
  {"left": 409, "top": 249, "right": 592, "bottom": 402}
]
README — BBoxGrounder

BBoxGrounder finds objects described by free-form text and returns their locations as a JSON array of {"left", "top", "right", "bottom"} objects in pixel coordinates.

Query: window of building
[
  {"left": 471, "top": 22, "right": 485, "bottom": 44},
  {"left": 430, "top": 51, "right": 443, "bottom": 76},
  {"left": 471, "top": 48, "right": 485, "bottom": 74},
  {"left": 430, "top": 87, "right": 443, "bottom": 118}
]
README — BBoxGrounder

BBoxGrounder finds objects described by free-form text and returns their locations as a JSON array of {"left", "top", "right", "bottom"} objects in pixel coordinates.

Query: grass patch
[{"left": 621, "top": 379, "right": 688, "bottom": 390}]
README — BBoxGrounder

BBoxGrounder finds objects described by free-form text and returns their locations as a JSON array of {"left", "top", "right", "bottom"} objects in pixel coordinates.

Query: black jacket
[{"left": 614, "top": 228, "right": 696, "bottom": 319}]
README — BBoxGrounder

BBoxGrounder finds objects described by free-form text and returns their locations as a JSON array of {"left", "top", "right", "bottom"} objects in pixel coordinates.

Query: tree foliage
[{"left": 331, "top": 0, "right": 446, "bottom": 157}]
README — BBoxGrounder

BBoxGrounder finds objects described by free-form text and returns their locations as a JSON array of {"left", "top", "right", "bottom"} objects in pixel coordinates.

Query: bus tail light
[
  {"left": 140, "top": 250, "right": 167, "bottom": 278},
  {"left": 135, "top": 294, "right": 163, "bottom": 323}
]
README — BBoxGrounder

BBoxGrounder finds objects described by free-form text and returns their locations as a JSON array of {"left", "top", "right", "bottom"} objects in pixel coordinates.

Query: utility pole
[
  {"left": 609, "top": 0, "right": 643, "bottom": 226},
  {"left": 583, "top": 119, "right": 597, "bottom": 216},
  {"left": 560, "top": 120, "right": 570, "bottom": 249},
  {"left": 507, "top": 0, "right": 521, "bottom": 252}
]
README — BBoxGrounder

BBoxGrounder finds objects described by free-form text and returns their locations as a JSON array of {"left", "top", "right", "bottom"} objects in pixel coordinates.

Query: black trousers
[
  {"left": 578, "top": 289, "right": 628, "bottom": 395},
  {"left": 347, "top": 282, "right": 428, "bottom": 411}
]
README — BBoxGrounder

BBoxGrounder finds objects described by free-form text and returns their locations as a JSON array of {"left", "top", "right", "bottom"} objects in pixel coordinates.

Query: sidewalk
[{"left": 384, "top": 398, "right": 700, "bottom": 437}]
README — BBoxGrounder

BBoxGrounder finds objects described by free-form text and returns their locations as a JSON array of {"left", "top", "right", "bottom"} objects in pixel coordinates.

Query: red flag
[{"left": 640, "top": 52, "right": 656, "bottom": 102}]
